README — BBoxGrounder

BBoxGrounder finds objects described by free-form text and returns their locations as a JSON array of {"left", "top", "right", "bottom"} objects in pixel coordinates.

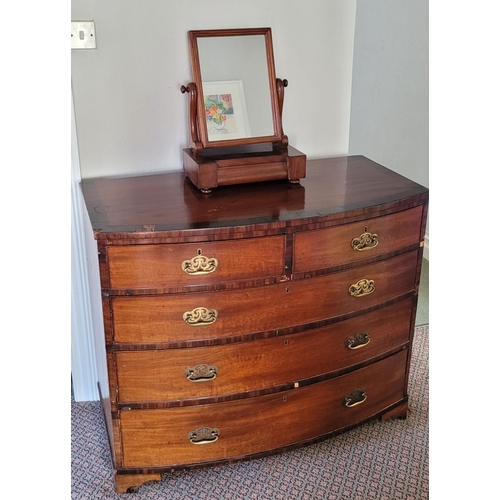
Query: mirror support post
[
  {"left": 181, "top": 83, "right": 203, "bottom": 155},
  {"left": 276, "top": 78, "right": 289, "bottom": 151}
]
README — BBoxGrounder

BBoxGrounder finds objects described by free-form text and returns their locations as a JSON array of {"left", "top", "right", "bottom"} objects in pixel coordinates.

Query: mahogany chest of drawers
[{"left": 81, "top": 155, "right": 428, "bottom": 493}]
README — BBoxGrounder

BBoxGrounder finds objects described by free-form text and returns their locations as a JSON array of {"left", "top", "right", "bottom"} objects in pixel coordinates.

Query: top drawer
[
  {"left": 293, "top": 206, "right": 423, "bottom": 273},
  {"left": 107, "top": 235, "right": 285, "bottom": 289}
]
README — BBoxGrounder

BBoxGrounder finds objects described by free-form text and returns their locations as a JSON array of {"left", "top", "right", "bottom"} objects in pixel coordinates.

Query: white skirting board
[{"left": 423, "top": 232, "right": 429, "bottom": 261}]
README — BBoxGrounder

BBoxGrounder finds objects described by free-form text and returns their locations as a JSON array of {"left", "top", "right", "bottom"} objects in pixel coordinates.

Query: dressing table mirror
[{"left": 181, "top": 28, "right": 306, "bottom": 193}]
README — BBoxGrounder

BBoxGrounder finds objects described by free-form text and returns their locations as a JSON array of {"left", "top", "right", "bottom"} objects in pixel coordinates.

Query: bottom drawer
[{"left": 120, "top": 349, "right": 407, "bottom": 468}]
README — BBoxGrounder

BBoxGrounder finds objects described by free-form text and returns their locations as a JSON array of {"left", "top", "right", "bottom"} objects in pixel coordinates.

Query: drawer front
[
  {"left": 107, "top": 236, "right": 286, "bottom": 289},
  {"left": 293, "top": 207, "right": 423, "bottom": 273},
  {"left": 120, "top": 349, "right": 407, "bottom": 467},
  {"left": 115, "top": 299, "right": 413, "bottom": 403},
  {"left": 112, "top": 250, "right": 418, "bottom": 343}
]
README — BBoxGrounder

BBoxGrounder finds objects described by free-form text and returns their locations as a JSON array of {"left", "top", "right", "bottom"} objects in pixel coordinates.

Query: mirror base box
[{"left": 183, "top": 145, "right": 306, "bottom": 193}]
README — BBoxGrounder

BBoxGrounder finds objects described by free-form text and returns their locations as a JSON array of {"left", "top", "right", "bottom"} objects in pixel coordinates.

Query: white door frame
[{"left": 71, "top": 92, "right": 100, "bottom": 401}]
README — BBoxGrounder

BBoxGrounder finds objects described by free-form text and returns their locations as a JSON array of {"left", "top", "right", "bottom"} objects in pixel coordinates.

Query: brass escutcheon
[
  {"left": 182, "top": 249, "right": 218, "bottom": 275},
  {"left": 349, "top": 279, "right": 375, "bottom": 297},
  {"left": 188, "top": 426, "right": 220, "bottom": 444},
  {"left": 183, "top": 307, "right": 218, "bottom": 326}
]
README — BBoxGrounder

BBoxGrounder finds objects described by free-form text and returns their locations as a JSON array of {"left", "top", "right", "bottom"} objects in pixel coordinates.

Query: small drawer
[
  {"left": 111, "top": 250, "right": 418, "bottom": 344},
  {"left": 115, "top": 299, "right": 413, "bottom": 403},
  {"left": 107, "top": 235, "right": 285, "bottom": 289},
  {"left": 293, "top": 207, "right": 423, "bottom": 273},
  {"left": 119, "top": 350, "right": 407, "bottom": 467}
]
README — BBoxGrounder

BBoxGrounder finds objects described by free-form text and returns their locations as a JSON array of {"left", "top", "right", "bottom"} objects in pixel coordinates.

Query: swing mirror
[{"left": 187, "top": 28, "right": 283, "bottom": 149}]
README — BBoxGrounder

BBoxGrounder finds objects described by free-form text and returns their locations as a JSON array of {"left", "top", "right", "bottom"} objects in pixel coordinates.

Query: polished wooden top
[{"left": 81, "top": 156, "right": 428, "bottom": 240}]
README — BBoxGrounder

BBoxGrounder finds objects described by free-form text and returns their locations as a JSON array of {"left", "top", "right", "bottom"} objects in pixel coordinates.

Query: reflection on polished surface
[{"left": 81, "top": 156, "right": 428, "bottom": 232}]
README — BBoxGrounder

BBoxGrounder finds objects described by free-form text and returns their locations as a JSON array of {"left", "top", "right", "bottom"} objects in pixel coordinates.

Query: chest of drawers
[{"left": 81, "top": 155, "right": 428, "bottom": 493}]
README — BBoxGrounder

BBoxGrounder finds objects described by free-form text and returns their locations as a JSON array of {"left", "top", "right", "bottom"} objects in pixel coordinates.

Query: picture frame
[{"left": 202, "top": 80, "right": 251, "bottom": 141}]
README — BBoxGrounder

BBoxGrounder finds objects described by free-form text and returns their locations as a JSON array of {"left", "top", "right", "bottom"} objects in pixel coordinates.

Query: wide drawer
[
  {"left": 293, "top": 207, "right": 423, "bottom": 273},
  {"left": 107, "top": 236, "right": 286, "bottom": 289},
  {"left": 115, "top": 299, "right": 413, "bottom": 403},
  {"left": 120, "top": 349, "right": 407, "bottom": 467},
  {"left": 111, "top": 250, "right": 418, "bottom": 343}
]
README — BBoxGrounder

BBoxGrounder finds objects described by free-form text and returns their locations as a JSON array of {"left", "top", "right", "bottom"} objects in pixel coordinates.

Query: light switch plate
[{"left": 71, "top": 21, "right": 96, "bottom": 49}]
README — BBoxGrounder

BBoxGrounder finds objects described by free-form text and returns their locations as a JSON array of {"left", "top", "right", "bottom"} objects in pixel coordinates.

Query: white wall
[
  {"left": 71, "top": 0, "right": 357, "bottom": 179},
  {"left": 348, "top": 0, "right": 429, "bottom": 190}
]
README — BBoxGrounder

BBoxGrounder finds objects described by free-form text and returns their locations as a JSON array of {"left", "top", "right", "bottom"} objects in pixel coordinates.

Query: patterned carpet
[{"left": 71, "top": 325, "right": 429, "bottom": 499}]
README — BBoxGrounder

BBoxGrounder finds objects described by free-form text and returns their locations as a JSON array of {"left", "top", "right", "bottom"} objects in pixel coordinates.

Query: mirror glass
[{"left": 189, "top": 29, "right": 280, "bottom": 148}]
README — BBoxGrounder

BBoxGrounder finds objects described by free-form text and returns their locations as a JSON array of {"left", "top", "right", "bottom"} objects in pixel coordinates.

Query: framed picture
[{"left": 202, "top": 80, "right": 251, "bottom": 141}]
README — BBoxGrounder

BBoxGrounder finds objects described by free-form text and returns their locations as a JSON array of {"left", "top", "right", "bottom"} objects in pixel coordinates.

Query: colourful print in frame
[{"left": 202, "top": 80, "right": 251, "bottom": 141}]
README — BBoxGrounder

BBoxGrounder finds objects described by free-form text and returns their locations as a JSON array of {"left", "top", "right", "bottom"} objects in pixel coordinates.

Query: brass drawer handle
[
  {"left": 345, "top": 332, "right": 371, "bottom": 350},
  {"left": 182, "top": 249, "right": 218, "bottom": 275},
  {"left": 351, "top": 228, "right": 379, "bottom": 251},
  {"left": 188, "top": 426, "right": 220, "bottom": 445},
  {"left": 185, "top": 364, "right": 218, "bottom": 382},
  {"left": 343, "top": 389, "right": 367, "bottom": 408},
  {"left": 349, "top": 278, "right": 375, "bottom": 297},
  {"left": 183, "top": 307, "right": 218, "bottom": 326}
]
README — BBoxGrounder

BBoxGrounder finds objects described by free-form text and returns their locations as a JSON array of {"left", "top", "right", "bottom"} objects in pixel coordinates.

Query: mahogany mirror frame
[{"left": 187, "top": 27, "right": 285, "bottom": 152}]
